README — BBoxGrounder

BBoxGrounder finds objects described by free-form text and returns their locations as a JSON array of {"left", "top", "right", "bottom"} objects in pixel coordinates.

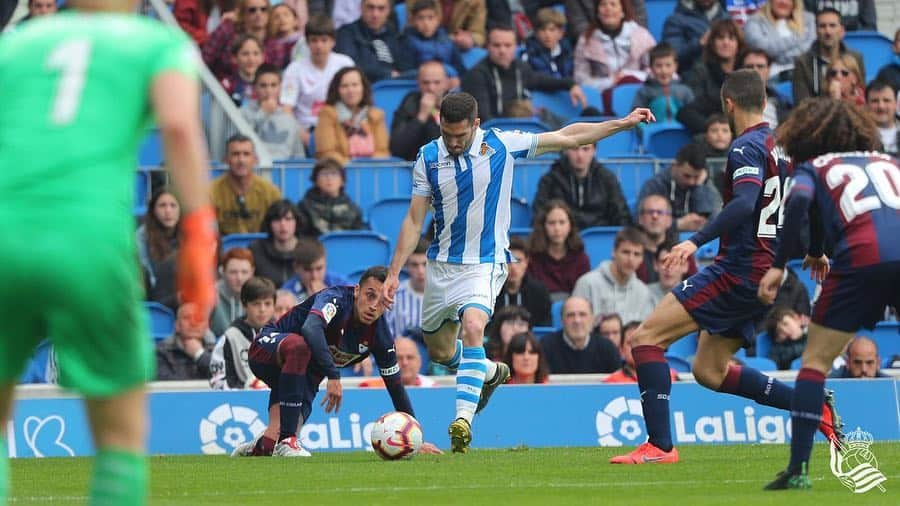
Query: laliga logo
[
  {"left": 199, "top": 404, "right": 266, "bottom": 455},
  {"left": 830, "top": 427, "right": 887, "bottom": 494},
  {"left": 23, "top": 415, "right": 74, "bottom": 457},
  {"left": 596, "top": 396, "right": 644, "bottom": 446}
]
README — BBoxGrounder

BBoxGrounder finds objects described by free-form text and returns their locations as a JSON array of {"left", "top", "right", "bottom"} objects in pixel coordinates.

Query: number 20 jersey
[{"left": 791, "top": 152, "right": 900, "bottom": 271}]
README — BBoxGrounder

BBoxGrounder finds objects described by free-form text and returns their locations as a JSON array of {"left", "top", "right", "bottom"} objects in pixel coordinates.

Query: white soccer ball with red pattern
[{"left": 370, "top": 411, "right": 423, "bottom": 460}]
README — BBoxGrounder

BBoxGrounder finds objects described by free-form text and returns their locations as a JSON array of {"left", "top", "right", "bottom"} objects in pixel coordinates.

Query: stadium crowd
[{"left": 6, "top": 0, "right": 899, "bottom": 386}]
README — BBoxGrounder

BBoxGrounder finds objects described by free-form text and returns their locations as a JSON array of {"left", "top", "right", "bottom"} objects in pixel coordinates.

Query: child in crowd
[
  {"left": 281, "top": 236, "right": 350, "bottom": 302},
  {"left": 765, "top": 306, "right": 807, "bottom": 371},
  {"left": 209, "top": 276, "right": 277, "bottom": 389},
  {"left": 241, "top": 64, "right": 306, "bottom": 160},
  {"left": 268, "top": 2, "right": 308, "bottom": 64},
  {"left": 631, "top": 43, "right": 694, "bottom": 123},
  {"left": 693, "top": 114, "right": 732, "bottom": 193},
  {"left": 222, "top": 34, "right": 265, "bottom": 105},
  {"left": 297, "top": 158, "right": 365, "bottom": 235},
  {"left": 522, "top": 8, "right": 574, "bottom": 80},
  {"left": 403, "top": 0, "right": 464, "bottom": 87}
]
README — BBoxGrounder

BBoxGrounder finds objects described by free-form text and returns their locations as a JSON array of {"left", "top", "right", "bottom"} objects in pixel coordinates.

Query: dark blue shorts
[
  {"left": 248, "top": 332, "right": 323, "bottom": 421},
  {"left": 672, "top": 262, "right": 768, "bottom": 346},
  {"left": 812, "top": 261, "right": 900, "bottom": 332}
]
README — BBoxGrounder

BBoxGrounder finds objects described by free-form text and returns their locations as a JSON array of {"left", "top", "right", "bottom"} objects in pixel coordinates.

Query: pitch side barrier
[{"left": 9, "top": 376, "right": 899, "bottom": 457}]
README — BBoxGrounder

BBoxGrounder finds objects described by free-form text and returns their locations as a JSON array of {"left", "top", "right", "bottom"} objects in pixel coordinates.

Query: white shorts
[{"left": 421, "top": 261, "right": 508, "bottom": 333}]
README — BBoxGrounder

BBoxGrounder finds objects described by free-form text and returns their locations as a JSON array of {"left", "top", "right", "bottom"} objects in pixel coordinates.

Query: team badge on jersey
[
  {"left": 321, "top": 302, "right": 337, "bottom": 323},
  {"left": 479, "top": 142, "right": 494, "bottom": 157}
]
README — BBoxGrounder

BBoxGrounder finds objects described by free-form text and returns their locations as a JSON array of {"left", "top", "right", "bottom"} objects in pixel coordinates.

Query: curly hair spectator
[
  {"left": 137, "top": 188, "right": 180, "bottom": 310},
  {"left": 503, "top": 333, "right": 550, "bottom": 384},
  {"left": 202, "top": 0, "right": 287, "bottom": 80},
  {"left": 297, "top": 158, "right": 365, "bottom": 235},
  {"left": 249, "top": 200, "right": 307, "bottom": 286},
  {"left": 486, "top": 306, "right": 532, "bottom": 361},
  {"left": 825, "top": 54, "right": 865, "bottom": 106},
  {"left": 526, "top": 200, "right": 592, "bottom": 301},
  {"left": 315, "top": 67, "right": 390, "bottom": 164},
  {"left": 743, "top": 0, "right": 815, "bottom": 80},
  {"left": 210, "top": 247, "right": 256, "bottom": 336},
  {"left": 574, "top": 0, "right": 656, "bottom": 99}
]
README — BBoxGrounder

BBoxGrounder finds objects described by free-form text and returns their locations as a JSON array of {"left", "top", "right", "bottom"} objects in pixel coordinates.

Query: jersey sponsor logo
[
  {"left": 380, "top": 365, "right": 400, "bottom": 376},
  {"left": 322, "top": 302, "right": 337, "bottom": 323},
  {"left": 329, "top": 346, "right": 362, "bottom": 367},
  {"left": 198, "top": 403, "right": 266, "bottom": 455},
  {"left": 428, "top": 160, "right": 454, "bottom": 170},
  {"left": 733, "top": 166, "right": 761, "bottom": 179}
]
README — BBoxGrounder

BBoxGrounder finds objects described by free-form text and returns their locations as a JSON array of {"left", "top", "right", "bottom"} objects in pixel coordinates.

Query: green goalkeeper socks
[
  {"left": 0, "top": 437, "right": 7, "bottom": 503},
  {"left": 89, "top": 448, "right": 146, "bottom": 506}
]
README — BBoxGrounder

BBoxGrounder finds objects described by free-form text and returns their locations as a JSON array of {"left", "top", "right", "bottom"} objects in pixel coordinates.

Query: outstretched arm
[{"left": 533, "top": 108, "right": 655, "bottom": 156}]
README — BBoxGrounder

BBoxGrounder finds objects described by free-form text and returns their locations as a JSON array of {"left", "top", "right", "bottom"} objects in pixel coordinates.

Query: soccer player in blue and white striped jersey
[{"left": 383, "top": 92, "right": 655, "bottom": 452}]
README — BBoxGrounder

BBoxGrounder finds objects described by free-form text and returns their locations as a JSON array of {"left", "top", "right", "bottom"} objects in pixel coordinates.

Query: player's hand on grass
[
  {"left": 321, "top": 379, "right": 343, "bottom": 413},
  {"left": 382, "top": 272, "right": 400, "bottom": 309},
  {"left": 622, "top": 108, "right": 656, "bottom": 129},
  {"left": 662, "top": 240, "right": 696, "bottom": 270},
  {"left": 801, "top": 254, "right": 830, "bottom": 282},
  {"left": 757, "top": 267, "right": 783, "bottom": 305},
  {"left": 419, "top": 442, "right": 443, "bottom": 455},
  {"left": 177, "top": 206, "right": 218, "bottom": 326}
]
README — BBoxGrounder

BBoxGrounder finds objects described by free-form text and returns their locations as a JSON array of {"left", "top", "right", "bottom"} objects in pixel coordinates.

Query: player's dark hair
[
  {"left": 253, "top": 63, "right": 281, "bottom": 84},
  {"left": 655, "top": 240, "right": 677, "bottom": 261},
  {"left": 704, "top": 113, "right": 729, "bottom": 130},
  {"left": 738, "top": 47, "right": 771, "bottom": 66},
  {"left": 144, "top": 187, "right": 180, "bottom": 263},
  {"left": 865, "top": 79, "right": 897, "bottom": 100},
  {"left": 231, "top": 33, "right": 263, "bottom": 56},
  {"left": 487, "top": 305, "right": 532, "bottom": 360},
  {"left": 326, "top": 67, "right": 373, "bottom": 107},
  {"left": 529, "top": 199, "right": 585, "bottom": 255},
  {"left": 359, "top": 265, "right": 389, "bottom": 284},
  {"left": 260, "top": 199, "right": 303, "bottom": 236},
  {"left": 613, "top": 226, "right": 646, "bottom": 251},
  {"left": 776, "top": 98, "right": 880, "bottom": 163},
  {"left": 648, "top": 42, "right": 677, "bottom": 65},
  {"left": 413, "top": 237, "right": 430, "bottom": 256},
  {"left": 508, "top": 236, "right": 528, "bottom": 255},
  {"left": 702, "top": 19, "right": 744, "bottom": 65},
  {"left": 221, "top": 247, "right": 255, "bottom": 269},
  {"left": 816, "top": 7, "right": 843, "bottom": 26},
  {"left": 721, "top": 69, "right": 766, "bottom": 113},
  {"left": 440, "top": 92, "right": 478, "bottom": 124},
  {"left": 241, "top": 276, "right": 277, "bottom": 305},
  {"left": 503, "top": 332, "right": 549, "bottom": 383},
  {"left": 293, "top": 237, "right": 326, "bottom": 267},
  {"left": 226, "top": 133, "right": 254, "bottom": 151},
  {"left": 675, "top": 142, "right": 708, "bottom": 171},
  {"left": 305, "top": 14, "right": 336, "bottom": 38},
  {"left": 410, "top": 0, "right": 439, "bottom": 16}
]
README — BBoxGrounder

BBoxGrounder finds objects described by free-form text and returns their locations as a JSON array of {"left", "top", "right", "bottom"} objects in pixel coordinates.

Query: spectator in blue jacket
[
  {"left": 637, "top": 142, "right": 721, "bottom": 231},
  {"left": 662, "top": 0, "right": 731, "bottom": 73},
  {"left": 403, "top": 0, "right": 466, "bottom": 85},
  {"left": 522, "top": 8, "right": 575, "bottom": 79},
  {"left": 335, "top": 0, "right": 414, "bottom": 83}
]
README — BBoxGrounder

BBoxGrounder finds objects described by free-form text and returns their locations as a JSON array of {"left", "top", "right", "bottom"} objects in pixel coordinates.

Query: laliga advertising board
[{"left": 6, "top": 379, "right": 899, "bottom": 457}]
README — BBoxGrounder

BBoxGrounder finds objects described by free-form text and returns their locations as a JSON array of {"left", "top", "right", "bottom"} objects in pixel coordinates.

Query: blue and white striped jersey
[
  {"left": 413, "top": 128, "right": 537, "bottom": 264},
  {"left": 387, "top": 279, "right": 424, "bottom": 337}
]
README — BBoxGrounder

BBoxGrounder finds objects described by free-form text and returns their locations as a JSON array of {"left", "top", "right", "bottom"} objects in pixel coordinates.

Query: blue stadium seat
[
  {"left": 320, "top": 231, "right": 392, "bottom": 278},
  {"left": 843, "top": 31, "right": 892, "bottom": 83},
  {"left": 134, "top": 169, "right": 151, "bottom": 217},
  {"left": 372, "top": 79, "right": 418, "bottom": 131},
  {"left": 510, "top": 197, "right": 532, "bottom": 228},
  {"left": 530, "top": 87, "right": 603, "bottom": 123},
  {"left": 569, "top": 116, "right": 638, "bottom": 156},
  {"left": 863, "top": 322, "right": 900, "bottom": 361},
  {"left": 601, "top": 155, "right": 656, "bottom": 203},
  {"left": 645, "top": 0, "right": 677, "bottom": 41},
  {"left": 773, "top": 80, "right": 793, "bottom": 107},
  {"left": 513, "top": 159, "right": 554, "bottom": 201},
  {"left": 754, "top": 332, "right": 773, "bottom": 361},
  {"left": 610, "top": 83, "right": 643, "bottom": 116},
  {"left": 221, "top": 233, "right": 267, "bottom": 252},
  {"left": 145, "top": 302, "right": 175, "bottom": 341},
  {"left": 696, "top": 237, "right": 719, "bottom": 260},
  {"left": 667, "top": 332, "right": 698, "bottom": 358},
  {"left": 733, "top": 347, "right": 747, "bottom": 359},
  {"left": 786, "top": 259, "right": 818, "bottom": 301},
  {"left": 461, "top": 47, "right": 487, "bottom": 69},
  {"left": 279, "top": 163, "right": 316, "bottom": 202},
  {"left": 790, "top": 357, "right": 802, "bottom": 370},
  {"left": 551, "top": 300, "right": 563, "bottom": 328},
  {"left": 368, "top": 197, "right": 431, "bottom": 245},
  {"left": 743, "top": 357, "right": 778, "bottom": 371},
  {"left": 482, "top": 118, "right": 551, "bottom": 133},
  {"left": 581, "top": 226, "right": 623, "bottom": 266},
  {"left": 394, "top": 3, "right": 406, "bottom": 30},
  {"left": 532, "top": 326, "right": 556, "bottom": 341},
  {"left": 642, "top": 123, "right": 692, "bottom": 159},
  {"left": 138, "top": 129, "right": 163, "bottom": 166},
  {"left": 509, "top": 227, "right": 532, "bottom": 241},
  {"left": 344, "top": 162, "right": 413, "bottom": 212},
  {"left": 665, "top": 354, "right": 691, "bottom": 373}
]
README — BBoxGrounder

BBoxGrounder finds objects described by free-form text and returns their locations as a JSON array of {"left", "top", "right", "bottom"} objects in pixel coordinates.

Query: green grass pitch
[{"left": 9, "top": 443, "right": 899, "bottom": 505}]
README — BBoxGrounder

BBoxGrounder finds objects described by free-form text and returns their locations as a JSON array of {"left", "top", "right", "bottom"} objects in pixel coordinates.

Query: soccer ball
[{"left": 370, "top": 411, "right": 423, "bottom": 460}]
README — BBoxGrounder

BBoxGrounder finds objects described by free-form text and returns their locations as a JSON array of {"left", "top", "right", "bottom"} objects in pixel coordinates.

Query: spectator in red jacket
[{"left": 202, "top": 0, "right": 287, "bottom": 80}]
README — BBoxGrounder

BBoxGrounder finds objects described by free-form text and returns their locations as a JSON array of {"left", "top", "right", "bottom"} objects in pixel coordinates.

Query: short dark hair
[
  {"left": 254, "top": 63, "right": 281, "bottom": 84},
  {"left": 231, "top": 33, "right": 263, "bottom": 56},
  {"left": 866, "top": 79, "right": 897, "bottom": 100},
  {"left": 226, "top": 133, "right": 254, "bottom": 151},
  {"left": 326, "top": 67, "right": 373, "bottom": 107},
  {"left": 721, "top": 69, "right": 766, "bottom": 113},
  {"left": 260, "top": 199, "right": 302, "bottom": 236},
  {"left": 305, "top": 14, "right": 336, "bottom": 38},
  {"left": 816, "top": 7, "right": 843, "bottom": 25},
  {"left": 409, "top": 0, "right": 439, "bottom": 16},
  {"left": 508, "top": 236, "right": 527, "bottom": 255},
  {"left": 675, "top": 142, "right": 708, "bottom": 170},
  {"left": 293, "top": 237, "right": 326, "bottom": 267},
  {"left": 440, "top": 92, "right": 478, "bottom": 124},
  {"left": 413, "top": 237, "right": 430, "bottom": 255},
  {"left": 241, "top": 276, "right": 277, "bottom": 305},
  {"left": 359, "top": 265, "right": 388, "bottom": 285},
  {"left": 648, "top": 42, "right": 677, "bottom": 65},
  {"left": 705, "top": 113, "right": 729, "bottom": 130},
  {"left": 311, "top": 158, "right": 346, "bottom": 184},
  {"left": 739, "top": 48, "right": 771, "bottom": 66},
  {"left": 487, "top": 24, "right": 517, "bottom": 42},
  {"left": 613, "top": 226, "right": 646, "bottom": 251},
  {"left": 655, "top": 240, "right": 677, "bottom": 261}
]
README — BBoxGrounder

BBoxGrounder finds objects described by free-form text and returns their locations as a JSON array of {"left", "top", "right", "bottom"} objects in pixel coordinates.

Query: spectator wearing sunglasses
[
  {"left": 825, "top": 54, "right": 865, "bottom": 106},
  {"left": 202, "top": 0, "right": 288, "bottom": 80},
  {"left": 211, "top": 134, "right": 284, "bottom": 235},
  {"left": 792, "top": 7, "right": 865, "bottom": 103}
]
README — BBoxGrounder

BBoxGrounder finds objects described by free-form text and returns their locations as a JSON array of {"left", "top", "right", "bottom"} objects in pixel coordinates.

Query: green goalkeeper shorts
[{"left": 0, "top": 225, "right": 153, "bottom": 397}]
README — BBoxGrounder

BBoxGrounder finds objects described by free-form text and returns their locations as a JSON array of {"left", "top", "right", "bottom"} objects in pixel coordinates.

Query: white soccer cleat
[
  {"left": 273, "top": 436, "right": 312, "bottom": 457},
  {"left": 230, "top": 439, "right": 256, "bottom": 457}
]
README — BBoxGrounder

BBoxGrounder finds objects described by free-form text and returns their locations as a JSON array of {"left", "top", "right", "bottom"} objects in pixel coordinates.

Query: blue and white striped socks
[{"left": 456, "top": 346, "right": 488, "bottom": 423}]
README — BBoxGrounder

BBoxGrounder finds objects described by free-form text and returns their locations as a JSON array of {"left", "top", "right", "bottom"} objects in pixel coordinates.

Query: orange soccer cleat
[{"left": 609, "top": 442, "right": 680, "bottom": 464}]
